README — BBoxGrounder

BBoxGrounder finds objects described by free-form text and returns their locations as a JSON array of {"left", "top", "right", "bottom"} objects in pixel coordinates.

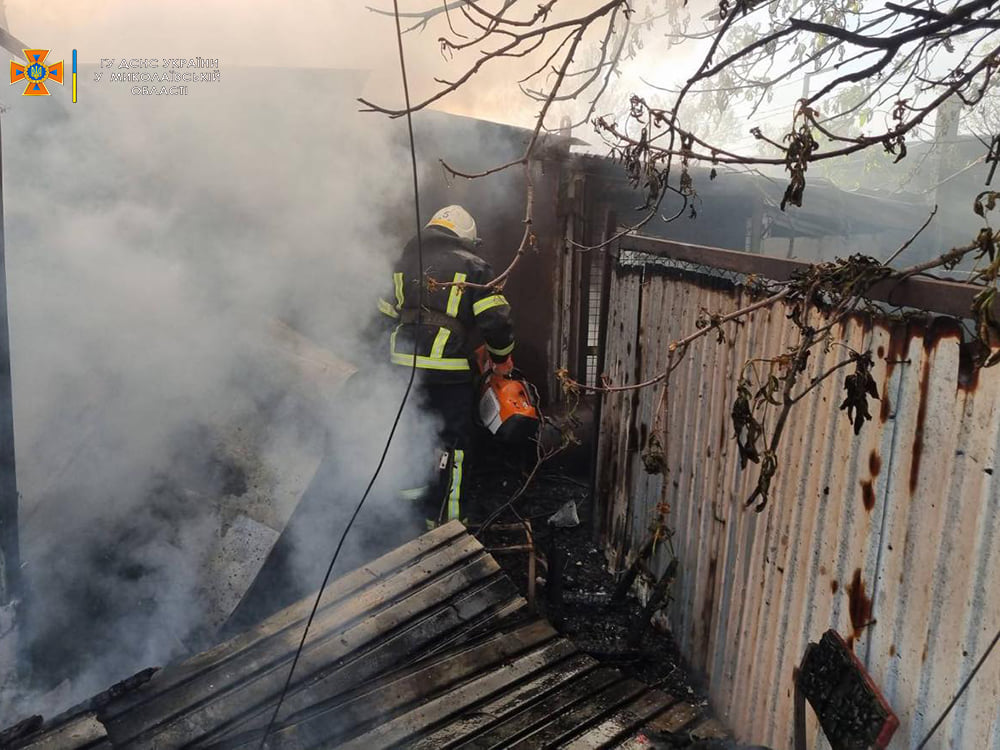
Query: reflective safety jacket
[{"left": 377, "top": 227, "right": 516, "bottom": 383}]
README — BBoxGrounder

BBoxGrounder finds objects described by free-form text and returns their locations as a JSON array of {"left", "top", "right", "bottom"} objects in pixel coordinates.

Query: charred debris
[{"left": 0, "top": 514, "right": 758, "bottom": 749}]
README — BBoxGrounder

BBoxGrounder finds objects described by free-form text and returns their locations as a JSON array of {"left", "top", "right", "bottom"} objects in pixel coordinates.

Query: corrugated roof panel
[
  {"left": 102, "top": 523, "right": 516, "bottom": 747},
  {"left": 7, "top": 521, "right": 724, "bottom": 749},
  {"left": 598, "top": 248, "right": 1000, "bottom": 748}
]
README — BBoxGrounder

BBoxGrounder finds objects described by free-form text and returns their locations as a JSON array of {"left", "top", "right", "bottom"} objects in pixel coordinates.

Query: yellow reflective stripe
[
  {"left": 448, "top": 449, "right": 464, "bottom": 520},
  {"left": 473, "top": 294, "right": 508, "bottom": 315},
  {"left": 428, "top": 217, "right": 457, "bottom": 233},
  {"left": 390, "top": 352, "right": 471, "bottom": 371},
  {"left": 430, "top": 327, "right": 450, "bottom": 359},
  {"left": 446, "top": 272, "right": 466, "bottom": 317},
  {"left": 390, "top": 329, "right": 468, "bottom": 370},
  {"left": 393, "top": 272, "right": 404, "bottom": 308},
  {"left": 486, "top": 340, "right": 515, "bottom": 357},
  {"left": 391, "top": 318, "right": 469, "bottom": 371},
  {"left": 378, "top": 298, "right": 399, "bottom": 318}
]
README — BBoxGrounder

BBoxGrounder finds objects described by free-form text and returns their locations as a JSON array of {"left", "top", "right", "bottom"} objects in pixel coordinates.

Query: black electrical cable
[
  {"left": 257, "top": 2, "right": 424, "bottom": 746},
  {"left": 914, "top": 623, "right": 1000, "bottom": 750}
]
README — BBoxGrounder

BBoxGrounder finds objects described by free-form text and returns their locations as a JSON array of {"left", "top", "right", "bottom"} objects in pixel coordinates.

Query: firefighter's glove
[{"left": 493, "top": 357, "right": 514, "bottom": 377}]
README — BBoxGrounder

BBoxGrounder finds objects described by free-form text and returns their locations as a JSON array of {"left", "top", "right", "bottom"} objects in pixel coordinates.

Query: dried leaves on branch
[
  {"left": 366, "top": 0, "right": 999, "bottom": 270},
  {"left": 596, "top": 0, "right": 1000, "bottom": 227},
  {"left": 840, "top": 352, "right": 879, "bottom": 435},
  {"left": 365, "top": 0, "right": 1000, "bottom": 516},
  {"left": 561, "top": 207, "right": 1000, "bottom": 511},
  {"left": 363, "top": 0, "right": 638, "bottom": 289}
]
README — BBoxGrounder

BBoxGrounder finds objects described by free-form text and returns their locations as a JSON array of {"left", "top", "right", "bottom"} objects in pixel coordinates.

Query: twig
[
  {"left": 882, "top": 205, "right": 938, "bottom": 266},
  {"left": 569, "top": 288, "right": 789, "bottom": 394}
]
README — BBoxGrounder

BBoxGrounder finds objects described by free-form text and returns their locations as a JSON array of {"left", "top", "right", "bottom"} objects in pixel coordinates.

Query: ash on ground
[{"left": 463, "top": 448, "right": 705, "bottom": 708}]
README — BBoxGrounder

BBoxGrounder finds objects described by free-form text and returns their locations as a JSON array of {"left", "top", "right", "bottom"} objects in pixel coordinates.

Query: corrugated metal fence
[{"left": 594, "top": 237, "right": 1000, "bottom": 749}]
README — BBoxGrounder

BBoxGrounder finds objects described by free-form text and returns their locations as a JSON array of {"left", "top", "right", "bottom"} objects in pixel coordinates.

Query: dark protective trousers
[{"left": 401, "top": 379, "right": 475, "bottom": 524}]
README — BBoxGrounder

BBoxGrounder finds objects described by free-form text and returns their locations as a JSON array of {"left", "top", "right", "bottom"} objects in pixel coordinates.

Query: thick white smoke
[
  {"left": 0, "top": 0, "right": 651, "bottom": 726},
  {"left": 0, "top": 61, "right": 447, "bottom": 724}
]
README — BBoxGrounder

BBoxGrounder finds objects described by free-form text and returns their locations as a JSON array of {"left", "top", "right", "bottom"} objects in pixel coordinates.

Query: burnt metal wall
[{"left": 594, "top": 243, "right": 1000, "bottom": 748}]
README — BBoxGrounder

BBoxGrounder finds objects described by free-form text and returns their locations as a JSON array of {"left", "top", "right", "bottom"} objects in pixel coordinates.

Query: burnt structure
[{"left": 0, "top": 522, "right": 727, "bottom": 748}]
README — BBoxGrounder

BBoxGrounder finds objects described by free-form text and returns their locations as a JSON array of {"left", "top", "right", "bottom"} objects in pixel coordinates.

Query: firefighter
[{"left": 377, "top": 205, "right": 515, "bottom": 527}]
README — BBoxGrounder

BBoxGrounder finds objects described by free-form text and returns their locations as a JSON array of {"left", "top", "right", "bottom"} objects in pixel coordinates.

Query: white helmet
[{"left": 427, "top": 205, "right": 478, "bottom": 244}]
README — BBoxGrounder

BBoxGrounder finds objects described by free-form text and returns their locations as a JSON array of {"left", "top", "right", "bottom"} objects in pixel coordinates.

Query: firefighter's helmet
[{"left": 427, "top": 205, "right": 478, "bottom": 245}]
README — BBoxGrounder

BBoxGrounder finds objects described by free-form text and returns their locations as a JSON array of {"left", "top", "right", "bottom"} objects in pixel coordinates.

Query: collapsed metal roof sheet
[
  {"left": 3, "top": 522, "right": 725, "bottom": 749},
  {"left": 571, "top": 153, "right": 936, "bottom": 241}
]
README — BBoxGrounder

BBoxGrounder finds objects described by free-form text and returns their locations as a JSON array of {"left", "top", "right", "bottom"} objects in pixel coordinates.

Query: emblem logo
[{"left": 10, "top": 49, "right": 64, "bottom": 96}]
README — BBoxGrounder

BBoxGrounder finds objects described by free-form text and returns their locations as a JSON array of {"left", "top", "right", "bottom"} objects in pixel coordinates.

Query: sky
[
  {"left": 2, "top": 0, "right": 539, "bottom": 125},
  {"left": 0, "top": 0, "right": 714, "bottom": 131}
]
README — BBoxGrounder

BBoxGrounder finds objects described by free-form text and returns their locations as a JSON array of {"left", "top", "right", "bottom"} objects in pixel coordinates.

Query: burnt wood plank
[
  {"left": 455, "top": 667, "right": 625, "bottom": 749},
  {"left": 103, "top": 521, "right": 471, "bottom": 721},
  {"left": 609, "top": 701, "right": 707, "bottom": 749},
  {"left": 560, "top": 689, "right": 680, "bottom": 749},
  {"left": 222, "top": 620, "right": 557, "bottom": 748},
  {"left": 415, "top": 597, "right": 529, "bottom": 661},
  {"left": 208, "top": 577, "right": 526, "bottom": 747},
  {"left": 15, "top": 714, "right": 108, "bottom": 750},
  {"left": 330, "top": 638, "right": 585, "bottom": 750},
  {"left": 109, "top": 545, "right": 501, "bottom": 747},
  {"left": 505, "top": 678, "right": 648, "bottom": 749},
  {"left": 645, "top": 701, "right": 702, "bottom": 732},
  {"left": 409, "top": 653, "right": 599, "bottom": 749}
]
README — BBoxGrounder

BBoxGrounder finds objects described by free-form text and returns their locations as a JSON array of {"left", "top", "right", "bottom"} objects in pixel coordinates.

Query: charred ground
[{"left": 463, "top": 440, "right": 705, "bottom": 707}]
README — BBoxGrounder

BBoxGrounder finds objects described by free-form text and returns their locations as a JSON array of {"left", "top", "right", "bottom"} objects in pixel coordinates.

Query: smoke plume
[{"left": 0, "top": 58, "right": 448, "bottom": 724}]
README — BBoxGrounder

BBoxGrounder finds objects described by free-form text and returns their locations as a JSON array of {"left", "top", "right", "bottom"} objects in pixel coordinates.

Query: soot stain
[{"left": 847, "top": 568, "right": 873, "bottom": 639}]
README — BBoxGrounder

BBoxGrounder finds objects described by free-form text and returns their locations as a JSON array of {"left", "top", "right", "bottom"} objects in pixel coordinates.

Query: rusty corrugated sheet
[
  {"left": 596, "top": 250, "right": 1000, "bottom": 748},
  {"left": 595, "top": 268, "right": 644, "bottom": 567},
  {"left": 5, "top": 521, "right": 723, "bottom": 749}
]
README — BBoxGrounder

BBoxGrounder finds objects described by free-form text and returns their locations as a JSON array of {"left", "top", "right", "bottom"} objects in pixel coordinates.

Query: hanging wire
[
  {"left": 915, "top": 623, "right": 1000, "bottom": 750},
  {"left": 256, "top": 1, "right": 425, "bottom": 745}
]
